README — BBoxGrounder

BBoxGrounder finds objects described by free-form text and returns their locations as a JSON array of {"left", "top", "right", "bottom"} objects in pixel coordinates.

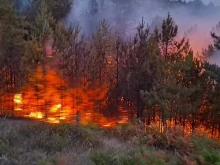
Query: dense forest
[{"left": 0, "top": 0, "right": 220, "bottom": 138}]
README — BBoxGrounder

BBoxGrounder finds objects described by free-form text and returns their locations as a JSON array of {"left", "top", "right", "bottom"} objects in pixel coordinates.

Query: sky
[
  {"left": 204, "top": 0, "right": 220, "bottom": 5},
  {"left": 186, "top": 0, "right": 220, "bottom": 6}
]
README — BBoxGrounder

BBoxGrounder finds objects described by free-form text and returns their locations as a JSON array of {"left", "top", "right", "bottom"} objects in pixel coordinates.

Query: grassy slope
[{"left": 0, "top": 119, "right": 219, "bottom": 165}]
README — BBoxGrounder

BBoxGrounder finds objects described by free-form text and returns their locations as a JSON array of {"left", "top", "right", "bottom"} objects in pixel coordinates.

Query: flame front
[{"left": 12, "top": 64, "right": 129, "bottom": 127}]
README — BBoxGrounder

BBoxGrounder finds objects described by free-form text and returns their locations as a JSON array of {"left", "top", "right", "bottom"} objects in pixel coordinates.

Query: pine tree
[
  {"left": 202, "top": 63, "right": 220, "bottom": 137},
  {"left": 208, "top": 84, "right": 220, "bottom": 137},
  {"left": 46, "top": 0, "right": 72, "bottom": 21},
  {"left": 211, "top": 33, "right": 220, "bottom": 49},
  {"left": 54, "top": 23, "right": 88, "bottom": 83},
  {"left": 23, "top": 0, "right": 72, "bottom": 22},
  {"left": 140, "top": 50, "right": 207, "bottom": 131},
  {"left": 140, "top": 14, "right": 199, "bottom": 130},
  {"left": 24, "top": 0, "right": 55, "bottom": 69},
  {"left": 0, "top": 1, "right": 27, "bottom": 88},
  {"left": 202, "top": 44, "right": 215, "bottom": 59},
  {"left": 0, "top": 0, "right": 28, "bottom": 114},
  {"left": 91, "top": 19, "right": 117, "bottom": 85},
  {"left": 33, "top": 0, "right": 55, "bottom": 42},
  {"left": 160, "top": 13, "right": 178, "bottom": 60},
  {"left": 118, "top": 18, "right": 162, "bottom": 120}
]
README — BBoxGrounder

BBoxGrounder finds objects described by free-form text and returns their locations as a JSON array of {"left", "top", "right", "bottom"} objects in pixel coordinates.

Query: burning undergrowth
[{"left": 12, "top": 63, "right": 119, "bottom": 127}]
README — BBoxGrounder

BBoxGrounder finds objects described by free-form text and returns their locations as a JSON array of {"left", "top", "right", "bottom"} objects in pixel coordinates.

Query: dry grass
[
  {"left": 0, "top": 119, "right": 219, "bottom": 165},
  {"left": 0, "top": 119, "right": 101, "bottom": 165}
]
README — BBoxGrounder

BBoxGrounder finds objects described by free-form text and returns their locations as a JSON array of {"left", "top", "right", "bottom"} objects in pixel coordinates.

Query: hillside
[{"left": 0, "top": 119, "right": 220, "bottom": 165}]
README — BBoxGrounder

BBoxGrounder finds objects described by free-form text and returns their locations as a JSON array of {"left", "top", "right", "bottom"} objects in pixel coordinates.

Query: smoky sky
[
  {"left": 186, "top": 0, "right": 220, "bottom": 5},
  {"left": 67, "top": 0, "right": 220, "bottom": 40}
]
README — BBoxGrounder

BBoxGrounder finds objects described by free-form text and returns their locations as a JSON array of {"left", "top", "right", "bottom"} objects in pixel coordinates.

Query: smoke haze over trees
[{"left": 64, "top": 0, "right": 220, "bottom": 63}]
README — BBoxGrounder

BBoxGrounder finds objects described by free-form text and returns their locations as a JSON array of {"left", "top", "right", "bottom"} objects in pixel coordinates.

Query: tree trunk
[
  {"left": 137, "top": 93, "right": 144, "bottom": 121},
  {"left": 162, "top": 111, "right": 167, "bottom": 131},
  {"left": 76, "top": 110, "right": 80, "bottom": 127},
  {"left": 147, "top": 113, "right": 151, "bottom": 125},
  {"left": 192, "top": 113, "right": 196, "bottom": 133}
]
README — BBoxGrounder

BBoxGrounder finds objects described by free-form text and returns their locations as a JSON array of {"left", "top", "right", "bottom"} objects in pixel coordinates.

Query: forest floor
[{"left": 0, "top": 119, "right": 219, "bottom": 165}]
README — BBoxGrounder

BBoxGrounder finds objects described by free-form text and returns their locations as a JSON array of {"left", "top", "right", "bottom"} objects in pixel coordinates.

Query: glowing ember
[
  {"left": 117, "top": 118, "right": 129, "bottom": 124},
  {"left": 50, "top": 104, "right": 62, "bottom": 112},
  {"left": 14, "top": 94, "right": 23, "bottom": 111},
  {"left": 102, "top": 124, "right": 112, "bottom": 127},
  {"left": 28, "top": 112, "right": 43, "bottom": 119},
  {"left": 14, "top": 94, "right": 22, "bottom": 104},
  {"left": 59, "top": 116, "right": 66, "bottom": 120},
  {"left": 47, "top": 118, "right": 60, "bottom": 124},
  {"left": 14, "top": 108, "right": 23, "bottom": 111},
  {"left": 102, "top": 122, "right": 116, "bottom": 128},
  {"left": 57, "top": 104, "right": 62, "bottom": 108}
]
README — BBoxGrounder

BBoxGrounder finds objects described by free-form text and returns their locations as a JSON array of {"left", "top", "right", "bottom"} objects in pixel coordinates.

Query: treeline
[{"left": 1, "top": 0, "right": 220, "bottom": 137}]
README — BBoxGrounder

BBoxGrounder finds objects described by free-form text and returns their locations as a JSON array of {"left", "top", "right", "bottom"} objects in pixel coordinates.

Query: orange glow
[
  {"left": 14, "top": 94, "right": 23, "bottom": 111},
  {"left": 102, "top": 124, "right": 112, "bottom": 127},
  {"left": 14, "top": 108, "right": 23, "bottom": 111},
  {"left": 27, "top": 112, "right": 43, "bottom": 119},
  {"left": 50, "top": 104, "right": 62, "bottom": 112},
  {"left": 47, "top": 118, "right": 60, "bottom": 124},
  {"left": 117, "top": 118, "right": 129, "bottom": 124},
  {"left": 11, "top": 64, "right": 129, "bottom": 127},
  {"left": 14, "top": 94, "right": 22, "bottom": 104},
  {"left": 117, "top": 106, "right": 129, "bottom": 124}
]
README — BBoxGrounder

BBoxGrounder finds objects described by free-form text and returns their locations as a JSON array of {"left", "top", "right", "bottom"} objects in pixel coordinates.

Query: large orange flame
[{"left": 12, "top": 64, "right": 129, "bottom": 127}]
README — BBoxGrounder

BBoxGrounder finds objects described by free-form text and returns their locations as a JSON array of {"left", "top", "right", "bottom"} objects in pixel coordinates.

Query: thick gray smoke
[{"left": 66, "top": 0, "right": 220, "bottom": 64}]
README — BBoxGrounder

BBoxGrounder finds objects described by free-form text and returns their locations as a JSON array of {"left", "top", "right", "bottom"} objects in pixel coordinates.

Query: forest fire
[
  {"left": 11, "top": 64, "right": 130, "bottom": 127},
  {"left": 5, "top": 50, "right": 219, "bottom": 139},
  {"left": 1, "top": 1, "right": 220, "bottom": 164},
  {"left": 0, "top": 0, "right": 219, "bottom": 140},
  {"left": 11, "top": 76, "right": 217, "bottom": 138}
]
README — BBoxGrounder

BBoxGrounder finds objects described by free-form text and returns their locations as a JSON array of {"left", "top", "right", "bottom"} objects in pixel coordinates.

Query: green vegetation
[{"left": 0, "top": 120, "right": 219, "bottom": 165}]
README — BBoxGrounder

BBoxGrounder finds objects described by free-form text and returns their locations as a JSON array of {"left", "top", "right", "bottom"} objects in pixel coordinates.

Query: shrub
[
  {"left": 90, "top": 148, "right": 171, "bottom": 165},
  {"left": 192, "top": 134, "right": 220, "bottom": 152},
  {"left": 140, "top": 126, "right": 194, "bottom": 155},
  {"left": 0, "top": 138, "right": 9, "bottom": 153},
  {"left": 201, "top": 151, "right": 220, "bottom": 165},
  {"left": 105, "top": 124, "right": 144, "bottom": 141},
  {"left": 38, "top": 159, "right": 57, "bottom": 165},
  {"left": 90, "top": 152, "right": 118, "bottom": 165},
  {"left": 16, "top": 122, "right": 102, "bottom": 153}
]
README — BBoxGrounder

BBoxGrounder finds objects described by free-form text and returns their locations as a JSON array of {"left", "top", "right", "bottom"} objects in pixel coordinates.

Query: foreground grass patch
[
  {"left": 0, "top": 120, "right": 219, "bottom": 165},
  {"left": 12, "top": 122, "right": 101, "bottom": 153},
  {"left": 90, "top": 148, "right": 172, "bottom": 165}
]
